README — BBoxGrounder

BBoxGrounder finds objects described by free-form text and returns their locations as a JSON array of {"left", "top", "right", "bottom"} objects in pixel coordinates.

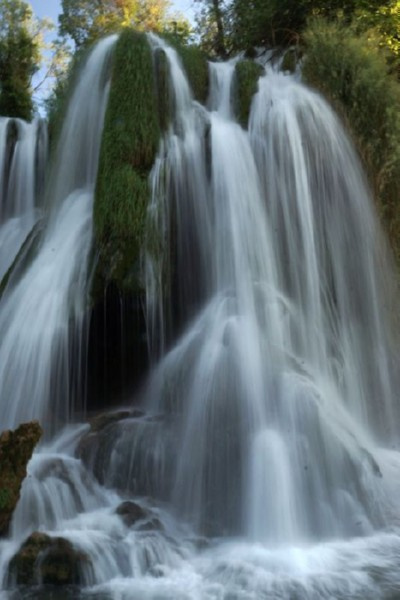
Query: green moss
[
  {"left": 93, "top": 29, "right": 161, "bottom": 295},
  {"left": 281, "top": 48, "right": 298, "bottom": 73},
  {"left": 303, "top": 19, "right": 400, "bottom": 266},
  {"left": 153, "top": 47, "right": 172, "bottom": 133},
  {"left": 234, "top": 60, "right": 264, "bottom": 128},
  {"left": 163, "top": 34, "right": 209, "bottom": 104},
  {"left": 177, "top": 44, "right": 209, "bottom": 104}
]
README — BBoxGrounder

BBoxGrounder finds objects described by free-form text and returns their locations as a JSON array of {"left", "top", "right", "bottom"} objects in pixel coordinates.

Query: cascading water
[
  {"left": 2, "top": 35, "right": 400, "bottom": 600},
  {"left": 145, "top": 43, "right": 399, "bottom": 543},
  {"left": 0, "top": 36, "right": 116, "bottom": 430},
  {"left": 0, "top": 118, "right": 47, "bottom": 279}
]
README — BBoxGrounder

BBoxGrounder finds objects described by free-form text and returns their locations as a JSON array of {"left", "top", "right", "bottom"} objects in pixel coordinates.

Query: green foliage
[
  {"left": 0, "top": 0, "right": 41, "bottom": 120},
  {"left": 234, "top": 60, "right": 264, "bottom": 127},
  {"left": 229, "top": 0, "right": 396, "bottom": 52},
  {"left": 281, "top": 48, "right": 298, "bottom": 73},
  {"left": 153, "top": 47, "right": 171, "bottom": 131},
  {"left": 94, "top": 29, "right": 161, "bottom": 294},
  {"left": 177, "top": 44, "right": 209, "bottom": 104},
  {"left": 303, "top": 19, "right": 400, "bottom": 264},
  {"left": 194, "top": 0, "right": 228, "bottom": 57}
]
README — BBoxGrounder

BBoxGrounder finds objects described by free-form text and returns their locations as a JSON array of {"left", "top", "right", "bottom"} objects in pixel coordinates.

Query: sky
[{"left": 30, "top": 0, "right": 196, "bottom": 25}]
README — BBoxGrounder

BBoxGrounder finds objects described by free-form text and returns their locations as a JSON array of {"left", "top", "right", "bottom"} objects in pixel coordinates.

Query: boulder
[
  {"left": 115, "top": 500, "right": 148, "bottom": 526},
  {"left": 0, "top": 421, "right": 42, "bottom": 536},
  {"left": 76, "top": 413, "right": 176, "bottom": 501},
  {"left": 8, "top": 532, "right": 91, "bottom": 585}
]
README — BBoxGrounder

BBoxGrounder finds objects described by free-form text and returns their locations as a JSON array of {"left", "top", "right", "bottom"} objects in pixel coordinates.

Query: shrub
[{"left": 303, "top": 18, "right": 400, "bottom": 264}]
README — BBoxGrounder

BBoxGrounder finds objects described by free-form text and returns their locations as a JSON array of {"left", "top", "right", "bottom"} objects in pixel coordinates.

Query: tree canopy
[
  {"left": 0, "top": 0, "right": 41, "bottom": 120},
  {"left": 229, "top": 0, "right": 399, "bottom": 50},
  {"left": 192, "top": 0, "right": 400, "bottom": 57},
  {"left": 59, "top": 0, "right": 175, "bottom": 48}
]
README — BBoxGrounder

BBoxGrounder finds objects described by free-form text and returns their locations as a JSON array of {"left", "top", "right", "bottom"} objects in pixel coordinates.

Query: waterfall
[
  {"left": 0, "top": 35, "right": 117, "bottom": 431},
  {"left": 144, "top": 42, "right": 399, "bottom": 543},
  {"left": 0, "top": 118, "right": 47, "bottom": 279},
  {"left": 2, "top": 34, "right": 400, "bottom": 600}
]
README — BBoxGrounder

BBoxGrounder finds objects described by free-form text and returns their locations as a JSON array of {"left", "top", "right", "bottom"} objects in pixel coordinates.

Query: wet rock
[
  {"left": 115, "top": 500, "right": 148, "bottom": 526},
  {"left": 8, "top": 532, "right": 91, "bottom": 585},
  {"left": 76, "top": 415, "right": 176, "bottom": 501},
  {"left": 0, "top": 421, "right": 42, "bottom": 536},
  {"left": 88, "top": 409, "right": 140, "bottom": 433}
]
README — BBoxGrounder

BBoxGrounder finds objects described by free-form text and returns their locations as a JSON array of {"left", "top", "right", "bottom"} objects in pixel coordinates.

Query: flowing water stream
[{"left": 1, "top": 35, "right": 400, "bottom": 599}]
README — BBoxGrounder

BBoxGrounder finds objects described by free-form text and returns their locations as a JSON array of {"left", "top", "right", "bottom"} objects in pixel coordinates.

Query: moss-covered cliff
[
  {"left": 234, "top": 60, "right": 264, "bottom": 128},
  {"left": 93, "top": 29, "right": 161, "bottom": 296},
  {"left": 174, "top": 43, "right": 209, "bottom": 105}
]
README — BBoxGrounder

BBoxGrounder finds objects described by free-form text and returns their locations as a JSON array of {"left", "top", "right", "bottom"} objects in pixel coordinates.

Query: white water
[
  {"left": 2, "top": 36, "right": 400, "bottom": 600},
  {"left": 0, "top": 118, "right": 47, "bottom": 279},
  {"left": 144, "top": 43, "right": 400, "bottom": 543}
]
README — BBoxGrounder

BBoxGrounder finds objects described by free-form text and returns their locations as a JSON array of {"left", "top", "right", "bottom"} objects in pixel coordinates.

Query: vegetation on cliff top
[{"left": 303, "top": 19, "right": 400, "bottom": 265}]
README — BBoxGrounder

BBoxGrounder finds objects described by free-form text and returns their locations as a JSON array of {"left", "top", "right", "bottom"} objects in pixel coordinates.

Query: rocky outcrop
[
  {"left": 115, "top": 501, "right": 164, "bottom": 532},
  {"left": 0, "top": 421, "right": 42, "bottom": 536},
  {"left": 8, "top": 532, "right": 91, "bottom": 585},
  {"left": 76, "top": 410, "right": 175, "bottom": 500},
  {"left": 115, "top": 500, "right": 149, "bottom": 526}
]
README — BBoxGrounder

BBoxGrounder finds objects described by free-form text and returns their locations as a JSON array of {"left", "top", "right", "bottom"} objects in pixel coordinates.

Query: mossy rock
[
  {"left": 281, "top": 48, "right": 299, "bottom": 73},
  {"left": 115, "top": 500, "right": 149, "bottom": 526},
  {"left": 175, "top": 44, "right": 209, "bottom": 104},
  {"left": 8, "top": 532, "right": 91, "bottom": 585},
  {"left": 0, "top": 421, "right": 42, "bottom": 536},
  {"left": 93, "top": 29, "right": 161, "bottom": 297},
  {"left": 154, "top": 47, "right": 172, "bottom": 132},
  {"left": 234, "top": 60, "right": 264, "bottom": 128}
]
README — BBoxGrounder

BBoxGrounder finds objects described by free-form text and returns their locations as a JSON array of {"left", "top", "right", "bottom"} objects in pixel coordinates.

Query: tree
[
  {"left": 229, "top": 0, "right": 397, "bottom": 51},
  {"left": 59, "top": 0, "right": 174, "bottom": 48},
  {"left": 0, "top": 0, "right": 41, "bottom": 120},
  {"left": 195, "top": 0, "right": 230, "bottom": 56}
]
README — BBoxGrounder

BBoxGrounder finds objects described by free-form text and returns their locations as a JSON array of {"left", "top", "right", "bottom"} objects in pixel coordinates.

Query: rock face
[
  {"left": 76, "top": 411, "right": 176, "bottom": 500},
  {"left": 88, "top": 409, "right": 136, "bottom": 433},
  {"left": 0, "top": 421, "right": 42, "bottom": 536},
  {"left": 8, "top": 532, "right": 91, "bottom": 585},
  {"left": 115, "top": 500, "right": 149, "bottom": 526}
]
